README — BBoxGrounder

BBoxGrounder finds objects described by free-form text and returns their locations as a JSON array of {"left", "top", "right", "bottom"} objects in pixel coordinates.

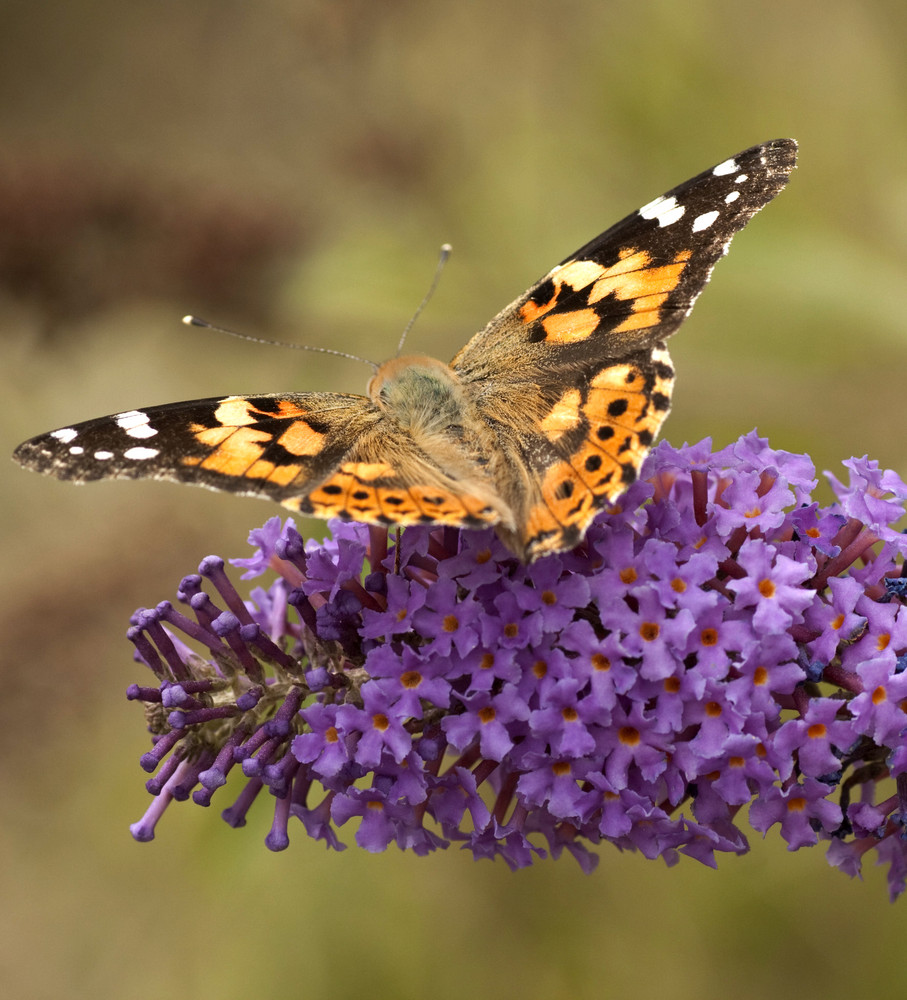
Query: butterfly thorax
[
  {"left": 363, "top": 353, "right": 515, "bottom": 535},
  {"left": 368, "top": 354, "right": 471, "bottom": 437}
]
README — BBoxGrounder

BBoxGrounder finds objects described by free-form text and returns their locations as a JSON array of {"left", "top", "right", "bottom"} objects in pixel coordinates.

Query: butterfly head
[{"left": 368, "top": 354, "right": 469, "bottom": 435}]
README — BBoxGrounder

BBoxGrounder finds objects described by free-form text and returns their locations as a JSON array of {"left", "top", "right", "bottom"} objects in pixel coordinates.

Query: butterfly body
[{"left": 14, "top": 139, "right": 797, "bottom": 561}]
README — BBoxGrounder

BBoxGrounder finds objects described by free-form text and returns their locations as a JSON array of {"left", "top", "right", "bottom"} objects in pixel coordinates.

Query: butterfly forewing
[
  {"left": 452, "top": 138, "right": 797, "bottom": 373},
  {"left": 13, "top": 394, "right": 373, "bottom": 498}
]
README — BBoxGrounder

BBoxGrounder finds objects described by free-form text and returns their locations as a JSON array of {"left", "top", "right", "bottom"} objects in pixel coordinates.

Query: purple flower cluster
[{"left": 126, "top": 432, "right": 907, "bottom": 900}]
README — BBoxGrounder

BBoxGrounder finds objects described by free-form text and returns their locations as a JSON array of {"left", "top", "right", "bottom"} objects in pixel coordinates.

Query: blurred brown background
[{"left": 3, "top": 3, "right": 907, "bottom": 998}]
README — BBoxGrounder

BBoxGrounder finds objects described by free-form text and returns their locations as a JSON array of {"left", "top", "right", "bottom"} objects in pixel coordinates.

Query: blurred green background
[{"left": 4, "top": 2, "right": 907, "bottom": 997}]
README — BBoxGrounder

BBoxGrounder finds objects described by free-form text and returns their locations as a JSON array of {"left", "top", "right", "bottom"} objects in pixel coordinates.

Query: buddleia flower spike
[{"left": 125, "top": 434, "right": 907, "bottom": 901}]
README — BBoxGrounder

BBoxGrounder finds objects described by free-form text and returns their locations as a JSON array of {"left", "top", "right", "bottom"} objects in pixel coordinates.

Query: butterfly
[{"left": 13, "top": 139, "right": 796, "bottom": 561}]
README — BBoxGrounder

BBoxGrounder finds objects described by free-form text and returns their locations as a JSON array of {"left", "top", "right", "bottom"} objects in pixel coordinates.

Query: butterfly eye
[{"left": 367, "top": 371, "right": 387, "bottom": 403}]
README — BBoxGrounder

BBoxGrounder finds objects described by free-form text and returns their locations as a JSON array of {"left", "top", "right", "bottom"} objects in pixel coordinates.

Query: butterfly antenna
[
  {"left": 183, "top": 315, "right": 379, "bottom": 370},
  {"left": 395, "top": 243, "right": 452, "bottom": 357}
]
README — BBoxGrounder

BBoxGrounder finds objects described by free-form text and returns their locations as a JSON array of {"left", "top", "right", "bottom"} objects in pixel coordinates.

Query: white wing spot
[
  {"left": 638, "top": 194, "right": 686, "bottom": 227},
  {"left": 115, "top": 409, "right": 147, "bottom": 427},
  {"left": 712, "top": 158, "right": 739, "bottom": 176},
  {"left": 124, "top": 447, "right": 160, "bottom": 461},
  {"left": 51, "top": 427, "right": 78, "bottom": 444},
  {"left": 68, "top": 445, "right": 85, "bottom": 455},
  {"left": 116, "top": 409, "right": 159, "bottom": 439},
  {"left": 724, "top": 190, "right": 740, "bottom": 204},
  {"left": 735, "top": 174, "right": 749, "bottom": 184},
  {"left": 94, "top": 451, "right": 114, "bottom": 461},
  {"left": 692, "top": 210, "right": 720, "bottom": 232},
  {"left": 129, "top": 424, "right": 157, "bottom": 439}
]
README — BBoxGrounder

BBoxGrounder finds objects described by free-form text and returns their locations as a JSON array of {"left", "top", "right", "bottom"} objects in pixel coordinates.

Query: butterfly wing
[
  {"left": 451, "top": 138, "right": 797, "bottom": 558},
  {"left": 13, "top": 393, "right": 507, "bottom": 529}
]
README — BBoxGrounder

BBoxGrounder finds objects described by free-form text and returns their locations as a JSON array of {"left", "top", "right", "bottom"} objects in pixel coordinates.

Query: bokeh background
[{"left": 4, "top": 2, "right": 907, "bottom": 997}]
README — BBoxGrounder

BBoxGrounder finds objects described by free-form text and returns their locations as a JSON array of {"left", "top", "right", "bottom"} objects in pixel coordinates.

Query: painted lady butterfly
[{"left": 14, "top": 139, "right": 796, "bottom": 560}]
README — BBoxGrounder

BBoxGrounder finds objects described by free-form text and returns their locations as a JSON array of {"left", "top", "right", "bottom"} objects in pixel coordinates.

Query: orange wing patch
[
  {"left": 519, "top": 283, "right": 562, "bottom": 324},
  {"left": 209, "top": 396, "right": 311, "bottom": 426},
  {"left": 180, "top": 396, "right": 325, "bottom": 485},
  {"left": 244, "top": 459, "right": 303, "bottom": 486},
  {"left": 277, "top": 420, "right": 327, "bottom": 457},
  {"left": 524, "top": 348, "right": 676, "bottom": 556},
  {"left": 182, "top": 424, "right": 276, "bottom": 478},
  {"left": 527, "top": 247, "right": 692, "bottom": 344},
  {"left": 518, "top": 256, "right": 613, "bottom": 326},
  {"left": 540, "top": 308, "right": 600, "bottom": 344},
  {"left": 305, "top": 462, "right": 502, "bottom": 527},
  {"left": 600, "top": 250, "right": 691, "bottom": 334},
  {"left": 539, "top": 389, "right": 583, "bottom": 439},
  {"left": 585, "top": 358, "right": 672, "bottom": 453},
  {"left": 539, "top": 460, "right": 599, "bottom": 526}
]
